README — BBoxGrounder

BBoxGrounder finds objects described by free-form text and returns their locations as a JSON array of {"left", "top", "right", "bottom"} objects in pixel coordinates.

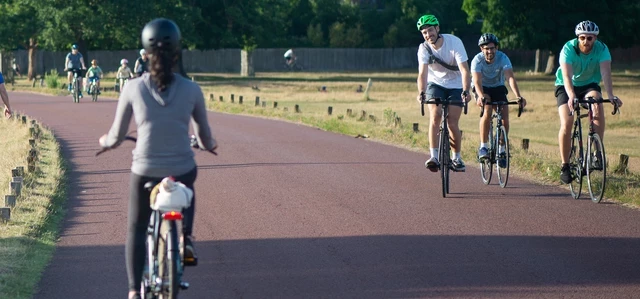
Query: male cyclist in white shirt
[{"left": 416, "top": 14, "right": 471, "bottom": 172}]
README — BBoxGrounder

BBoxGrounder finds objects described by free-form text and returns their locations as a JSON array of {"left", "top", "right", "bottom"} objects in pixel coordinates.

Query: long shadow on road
[{"left": 33, "top": 234, "right": 640, "bottom": 299}]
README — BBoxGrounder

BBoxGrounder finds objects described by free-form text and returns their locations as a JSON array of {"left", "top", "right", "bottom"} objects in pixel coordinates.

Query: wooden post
[
  {"left": 10, "top": 181, "right": 21, "bottom": 197},
  {"left": 209, "top": 93, "right": 214, "bottom": 101},
  {"left": 616, "top": 154, "right": 629, "bottom": 174},
  {"left": 219, "top": 96, "right": 223, "bottom": 102},
  {"left": 328, "top": 106, "right": 333, "bottom": 115},
  {"left": 0, "top": 208, "right": 10, "bottom": 222},
  {"left": 22, "top": 116, "right": 27, "bottom": 124},
  {"left": 255, "top": 96, "right": 260, "bottom": 106},
  {"left": 368, "top": 115, "right": 376, "bottom": 122},
  {"left": 239, "top": 96, "right": 243, "bottom": 104},
  {"left": 413, "top": 123, "right": 419, "bottom": 132},
  {"left": 295, "top": 104, "right": 300, "bottom": 113},
  {"left": 347, "top": 109, "right": 352, "bottom": 117},
  {"left": 16, "top": 166, "right": 24, "bottom": 176},
  {"left": 359, "top": 110, "right": 367, "bottom": 121},
  {"left": 29, "top": 127, "right": 35, "bottom": 137},
  {"left": 521, "top": 139, "right": 530, "bottom": 152},
  {"left": 29, "top": 139, "right": 35, "bottom": 147},
  {"left": 231, "top": 94, "right": 235, "bottom": 103},
  {"left": 5, "top": 195, "right": 16, "bottom": 207},
  {"left": 394, "top": 117, "right": 402, "bottom": 127},
  {"left": 11, "top": 168, "right": 19, "bottom": 178},
  {"left": 273, "top": 102, "right": 278, "bottom": 109}
]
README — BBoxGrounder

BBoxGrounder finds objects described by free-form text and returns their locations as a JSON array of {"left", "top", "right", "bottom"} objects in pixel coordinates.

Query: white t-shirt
[{"left": 417, "top": 34, "right": 468, "bottom": 89}]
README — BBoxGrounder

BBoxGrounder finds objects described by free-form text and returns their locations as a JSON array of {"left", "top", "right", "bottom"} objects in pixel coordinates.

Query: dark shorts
[
  {"left": 472, "top": 85, "right": 508, "bottom": 103},
  {"left": 426, "top": 83, "right": 464, "bottom": 107},
  {"left": 555, "top": 83, "right": 601, "bottom": 107},
  {"left": 68, "top": 68, "right": 85, "bottom": 78}
]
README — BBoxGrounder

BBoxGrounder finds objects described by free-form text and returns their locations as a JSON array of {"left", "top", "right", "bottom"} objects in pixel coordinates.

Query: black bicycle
[
  {"left": 421, "top": 94, "right": 468, "bottom": 198},
  {"left": 568, "top": 96, "right": 620, "bottom": 203},
  {"left": 478, "top": 98, "right": 523, "bottom": 188},
  {"left": 97, "top": 135, "right": 216, "bottom": 298}
]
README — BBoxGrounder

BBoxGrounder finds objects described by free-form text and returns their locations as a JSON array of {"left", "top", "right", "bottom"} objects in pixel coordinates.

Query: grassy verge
[{"left": 0, "top": 116, "right": 67, "bottom": 298}]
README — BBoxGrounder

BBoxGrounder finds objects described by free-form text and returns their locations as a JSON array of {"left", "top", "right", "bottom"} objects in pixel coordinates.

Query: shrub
[{"left": 44, "top": 69, "right": 60, "bottom": 89}]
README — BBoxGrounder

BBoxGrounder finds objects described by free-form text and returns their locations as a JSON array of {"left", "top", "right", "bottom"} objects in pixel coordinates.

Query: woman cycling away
[{"left": 98, "top": 18, "right": 217, "bottom": 299}]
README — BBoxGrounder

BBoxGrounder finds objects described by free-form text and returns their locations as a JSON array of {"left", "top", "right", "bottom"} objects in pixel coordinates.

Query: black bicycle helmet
[
  {"left": 478, "top": 33, "right": 499, "bottom": 46},
  {"left": 141, "top": 18, "right": 182, "bottom": 53}
]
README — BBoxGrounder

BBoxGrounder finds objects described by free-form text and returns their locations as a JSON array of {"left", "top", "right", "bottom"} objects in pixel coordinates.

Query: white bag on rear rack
[{"left": 152, "top": 177, "right": 193, "bottom": 211}]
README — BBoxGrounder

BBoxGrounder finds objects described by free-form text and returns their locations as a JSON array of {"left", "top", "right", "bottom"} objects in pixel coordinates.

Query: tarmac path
[{"left": 11, "top": 91, "right": 640, "bottom": 298}]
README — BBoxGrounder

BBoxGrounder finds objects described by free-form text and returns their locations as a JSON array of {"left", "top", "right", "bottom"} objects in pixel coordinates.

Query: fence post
[
  {"left": 295, "top": 104, "right": 300, "bottom": 113},
  {"left": 616, "top": 154, "right": 629, "bottom": 174},
  {"left": 209, "top": 93, "right": 214, "bottom": 101},
  {"left": 521, "top": 139, "right": 530, "bottom": 152},
  {"left": 412, "top": 123, "right": 419, "bottom": 132},
  {"left": 219, "top": 96, "right": 223, "bottom": 102},
  {"left": 239, "top": 96, "right": 243, "bottom": 104},
  {"left": 0, "top": 207, "right": 10, "bottom": 222},
  {"left": 347, "top": 109, "right": 352, "bottom": 117},
  {"left": 255, "top": 96, "right": 260, "bottom": 106},
  {"left": 327, "top": 106, "right": 333, "bottom": 115},
  {"left": 231, "top": 94, "right": 234, "bottom": 103},
  {"left": 5, "top": 195, "right": 16, "bottom": 207}
]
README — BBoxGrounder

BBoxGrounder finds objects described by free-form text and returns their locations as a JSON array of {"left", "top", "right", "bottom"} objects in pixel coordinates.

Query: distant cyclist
[
  {"left": 284, "top": 48, "right": 295, "bottom": 67},
  {"left": 117, "top": 59, "right": 134, "bottom": 92},
  {"left": 134, "top": 49, "right": 149, "bottom": 77},
  {"left": 471, "top": 33, "right": 526, "bottom": 167},
  {"left": 65, "top": 44, "right": 87, "bottom": 97},
  {"left": 98, "top": 18, "right": 217, "bottom": 299},
  {"left": 416, "top": 14, "right": 471, "bottom": 172},
  {"left": 555, "top": 20, "right": 623, "bottom": 184},
  {"left": 0, "top": 71, "right": 12, "bottom": 118},
  {"left": 86, "top": 59, "right": 104, "bottom": 94}
]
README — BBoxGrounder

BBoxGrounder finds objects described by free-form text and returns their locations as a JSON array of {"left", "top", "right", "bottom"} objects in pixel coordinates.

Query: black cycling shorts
[
  {"left": 426, "top": 83, "right": 464, "bottom": 107},
  {"left": 555, "top": 83, "right": 601, "bottom": 107},
  {"left": 473, "top": 85, "right": 508, "bottom": 103}
]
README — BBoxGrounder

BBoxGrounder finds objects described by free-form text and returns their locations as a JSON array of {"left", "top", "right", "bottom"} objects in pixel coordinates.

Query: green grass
[{"left": 0, "top": 117, "right": 67, "bottom": 299}]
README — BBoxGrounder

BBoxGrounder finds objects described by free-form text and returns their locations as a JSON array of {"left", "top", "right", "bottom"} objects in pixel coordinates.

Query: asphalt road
[{"left": 12, "top": 91, "right": 640, "bottom": 298}]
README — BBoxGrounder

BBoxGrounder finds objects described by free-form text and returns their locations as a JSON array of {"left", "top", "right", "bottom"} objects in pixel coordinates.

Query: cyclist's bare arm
[
  {"left": 560, "top": 63, "right": 577, "bottom": 111},
  {"left": 417, "top": 63, "right": 429, "bottom": 102},
  {"left": 599, "top": 60, "right": 622, "bottom": 107},
  {"left": 472, "top": 71, "right": 485, "bottom": 106},
  {"left": 458, "top": 61, "right": 471, "bottom": 102},
  {"left": 80, "top": 57, "right": 86, "bottom": 69},
  {"left": 504, "top": 69, "right": 526, "bottom": 107},
  {"left": 99, "top": 96, "right": 133, "bottom": 149},
  {"left": 0, "top": 84, "right": 11, "bottom": 115}
]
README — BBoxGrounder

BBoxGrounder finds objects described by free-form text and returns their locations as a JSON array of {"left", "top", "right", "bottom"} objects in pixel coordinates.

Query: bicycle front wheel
[
  {"left": 496, "top": 126, "right": 510, "bottom": 188},
  {"left": 73, "top": 80, "right": 79, "bottom": 103},
  {"left": 587, "top": 133, "right": 606, "bottom": 203},
  {"left": 158, "top": 220, "right": 180, "bottom": 299},
  {"left": 439, "top": 125, "right": 450, "bottom": 197},
  {"left": 568, "top": 128, "right": 583, "bottom": 199},
  {"left": 480, "top": 122, "right": 494, "bottom": 185}
]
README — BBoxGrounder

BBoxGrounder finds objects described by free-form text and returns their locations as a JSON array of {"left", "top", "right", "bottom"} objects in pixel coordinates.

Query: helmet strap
[{"left": 429, "top": 34, "right": 441, "bottom": 46}]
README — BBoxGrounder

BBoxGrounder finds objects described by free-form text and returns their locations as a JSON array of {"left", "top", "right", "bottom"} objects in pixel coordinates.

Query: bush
[{"left": 44, "top": 69, "right": 60, "bottom": 89}]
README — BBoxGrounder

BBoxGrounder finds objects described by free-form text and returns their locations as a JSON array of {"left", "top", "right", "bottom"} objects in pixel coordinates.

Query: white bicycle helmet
[
  {"left": 140, "top": 49, "right": 146, "bottom": 56},
  {"left": 120, "top": 59, "right": 128, "bottom": 65},
  {"left": 575, "top": 20, "right": 599, "bottom": 36}
]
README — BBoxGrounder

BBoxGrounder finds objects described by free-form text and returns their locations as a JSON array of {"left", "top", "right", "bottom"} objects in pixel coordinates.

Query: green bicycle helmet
[{"left": 417, "top": 15, "right": 439, "bottom": 31}]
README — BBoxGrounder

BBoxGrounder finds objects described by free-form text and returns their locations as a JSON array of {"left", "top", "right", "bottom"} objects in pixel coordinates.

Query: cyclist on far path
[
  {"left": 0, "top": 71, "right": 12, "bottom": 118},
  {"left": 117, "top": 59, "right": 134, "bottom": 92},
  {"left": 134, "top": 49, "right": 149, "bottom": 77},
  {"left": 98, "top": 18, "right": 217, "bottom": 299},
  {"left": 416, "top": 14, "right": 471, "bottom": 172},
  {"left": 65, "top": 44, "right": 87, "bottom": 97},
  {"left": 471, "top": 33, "right": 527, "bottom": 168},
  {"left": 555, "top": 20, "right": 623, "bottom": 184}
]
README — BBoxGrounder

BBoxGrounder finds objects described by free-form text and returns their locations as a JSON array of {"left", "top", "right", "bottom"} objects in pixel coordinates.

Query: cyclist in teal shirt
[{"left": 555, "top": 20, "right": 623, "bottom": 184}]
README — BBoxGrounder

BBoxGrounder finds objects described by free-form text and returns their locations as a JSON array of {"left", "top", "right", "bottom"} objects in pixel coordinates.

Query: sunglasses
[{"left": 579, "top": 36, "right": 594, "bottom": 41}]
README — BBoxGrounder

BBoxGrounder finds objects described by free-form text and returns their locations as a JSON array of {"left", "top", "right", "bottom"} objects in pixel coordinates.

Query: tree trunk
[
  {"left": 534, "top": 49, "right": 541, "bottom": 73},
  {"left": 544, "top": 50, "right": 556, "bottom": 75},
  {"left": 28, "top": 37, "right": 37, "bottom": 80}
]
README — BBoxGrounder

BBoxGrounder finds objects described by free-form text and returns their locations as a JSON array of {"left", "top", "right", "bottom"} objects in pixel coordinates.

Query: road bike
[
  {"left": 96, "top": 135, "right": 216, "bottom": 298},
  {"left": 65, "top": 68, "right": 83, "bottom": 103},
  {"left": 478, "top": 98, "right": 523, "bottom": 188},
  {"left": 421, "top": 95, "right": 468, "bottom": 198},
  {"left": 568, "top": 96, "right": 620, "bottom": 203}
]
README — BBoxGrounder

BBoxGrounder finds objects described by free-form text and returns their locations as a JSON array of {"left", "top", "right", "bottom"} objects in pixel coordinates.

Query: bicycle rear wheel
[
  {"left": 480, "top": 122, "right": 494, "bottom": 185},
  {"left": 73, "top": 80, "right": 79, "bottom": 103},
  {"left": 587, "top": 133, "right": 606, "bottom": 203},
  {"left": 158, "top": 220, "right": 180, "bottom": 299},
  {"left": 496, "top": 126, "right": 510, "bottom": 188},
  {"left": 568, "top": 129, "right": 583, "bottom": 199}
]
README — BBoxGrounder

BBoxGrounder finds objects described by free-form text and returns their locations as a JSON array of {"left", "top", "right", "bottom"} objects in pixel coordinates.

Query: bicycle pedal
[
  {"left": 180, "top": 281, "right": 190, "bottom": 290},
  {"left": 184, "top": 257, "right": 198, "bottom": 266}
]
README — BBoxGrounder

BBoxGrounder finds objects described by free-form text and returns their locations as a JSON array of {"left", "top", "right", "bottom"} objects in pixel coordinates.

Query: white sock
[
  {"left": 453, "top": 152, "right": 461, "bottom": 159},
  {"left": 480, "top": 142, "right": 488, "bottom": 149},
  {"left": 499, "top": 145, "right": 505, "bottom": 153},
  {"left": 430, "top": 148, "right": 438, "bottom": 159}
]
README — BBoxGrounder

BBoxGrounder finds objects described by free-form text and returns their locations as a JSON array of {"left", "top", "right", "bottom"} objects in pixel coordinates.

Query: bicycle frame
[{"left": 421, "top": 96, "right": 467, "bottom": 197}]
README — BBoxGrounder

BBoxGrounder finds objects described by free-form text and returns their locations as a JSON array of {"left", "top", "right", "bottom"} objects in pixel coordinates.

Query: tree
[{"left": 0, "top": 1, "right": 42, "bottom": 80}]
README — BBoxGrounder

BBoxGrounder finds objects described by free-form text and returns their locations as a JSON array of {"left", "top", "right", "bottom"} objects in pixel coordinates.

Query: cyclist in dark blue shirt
[{"left": 0, "top": 72, "right": 12, "bottom": 118}]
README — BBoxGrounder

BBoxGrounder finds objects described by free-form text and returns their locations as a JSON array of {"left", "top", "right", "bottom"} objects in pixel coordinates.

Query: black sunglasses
[{"left": 579, "top": 35, "right": 594, "bottom": 41}]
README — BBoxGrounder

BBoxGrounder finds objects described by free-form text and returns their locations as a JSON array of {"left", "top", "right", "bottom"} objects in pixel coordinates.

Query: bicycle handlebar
[
  {"left": 479, "top": 98, "right": 523, "bottom": 118},
  {"left": 572, "top": 96, "right": 620, "bottom": 116},
  {"left": 96, "top": 135, "right": 217, "bottom": 156},
  {"left": 420, "top": 95, "right": 465, "bottom": 116}
]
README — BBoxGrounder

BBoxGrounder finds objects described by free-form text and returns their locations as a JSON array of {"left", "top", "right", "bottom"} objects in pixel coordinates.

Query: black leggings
[{"left": 126, "top": 167, "right": 197, "bottom": 291}]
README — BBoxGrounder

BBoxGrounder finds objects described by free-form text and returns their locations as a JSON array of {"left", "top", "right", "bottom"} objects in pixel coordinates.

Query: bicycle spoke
[
  {"left": 497, "top": 126, "right": 510, "bottom": 188},
  {"left": 587, "top": 134, "right": 606, "bottom": 203}
]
